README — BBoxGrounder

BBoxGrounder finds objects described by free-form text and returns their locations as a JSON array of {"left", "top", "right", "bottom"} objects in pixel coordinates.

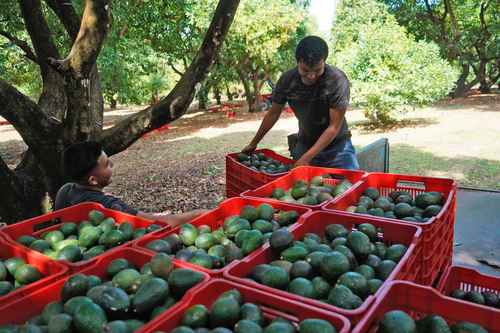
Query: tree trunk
[
  {"left": 226, "top": 84, "right": 233, "bottom": 101},
  {"left": 197, "top": 84, "right": 209, "bottom": 110},
  {"left": 238, "top": 70, "right": 255, "bottom": 112},
  {"left": 0, "top": 0, "right": 241, "bottom": 223},
  {"left": 214, "top": 86, "right": 222, "bottom": 105}
]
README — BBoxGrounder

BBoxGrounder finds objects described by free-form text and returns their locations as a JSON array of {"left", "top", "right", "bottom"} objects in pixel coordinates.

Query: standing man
[{"left": 242, "top": 36, "right": 359, "bottom": 169}]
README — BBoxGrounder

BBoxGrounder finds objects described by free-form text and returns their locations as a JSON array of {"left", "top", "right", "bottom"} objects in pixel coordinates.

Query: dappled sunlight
[{"left": 181, "top": 111, "right": 206, "bottom": 119}]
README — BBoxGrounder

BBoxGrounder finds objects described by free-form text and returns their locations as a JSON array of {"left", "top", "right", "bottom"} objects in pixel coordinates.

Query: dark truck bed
[{"left": 454, "top": 187, "right": 500, "bottom": 275}]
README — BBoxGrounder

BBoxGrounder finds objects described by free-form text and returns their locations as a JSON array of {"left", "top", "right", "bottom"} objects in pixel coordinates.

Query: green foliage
[{"left": 331, "top": 0, "right": 458, "bottom": 124}]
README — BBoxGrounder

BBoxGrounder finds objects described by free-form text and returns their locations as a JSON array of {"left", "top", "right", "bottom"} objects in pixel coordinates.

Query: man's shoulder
[
  {"left": 278, "top": 67, "right": 300, "bottom": 85},
  {"left": 323, "top": 65, "right": 349, "bottom": 82}
]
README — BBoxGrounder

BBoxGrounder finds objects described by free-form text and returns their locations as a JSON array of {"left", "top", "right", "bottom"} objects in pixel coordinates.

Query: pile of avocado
[
  {"left": 237, "top": 152, "right": 291, "bottom": 174},
  {"left": 165, "top": 288, "right": 339, "bottom": 333},
  {"left": 270, "top": 175, "right": 353, "bottom": 205},
  {"left": 248, "top": 223, "right": 408, "bottom": 310},
  {"left": 346, "top": 187, "right": 446, "bottom": 222},
  {"left": 0, "top": 257, "right": 43, "bottom": 296},
  {"left": 0, "top": 253, "right": 205, "bottom": 333},
  {"left": 145, "top": 204, "right": 299, "bottom": 270},
  {"left": 15, "top": 210, "right": 163, "bottom": 263},
  {"left": 450, "top": 288, "right": 500, "bottom": 309},
  {"left": 378, "top": 310, "right": 489, "bottom": 333}
]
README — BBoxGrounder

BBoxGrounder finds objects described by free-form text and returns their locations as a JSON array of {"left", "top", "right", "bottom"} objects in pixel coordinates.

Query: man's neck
[{"left": 75, "top": 182, "right": 104, "bottom": 192}]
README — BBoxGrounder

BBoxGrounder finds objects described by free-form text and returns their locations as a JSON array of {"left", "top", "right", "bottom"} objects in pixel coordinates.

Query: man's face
[
  {"left": 298, "top": 59, "right": 325, "bottom": 86},
  {"left": 88, "top": 151, "right": 113, "bottom": 188}
]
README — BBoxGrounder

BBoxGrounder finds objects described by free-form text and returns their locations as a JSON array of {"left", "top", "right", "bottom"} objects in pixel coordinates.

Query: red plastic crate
[
  {"left": 134, "top": 197, "right": 312, "bottom": 277},
  {"left": 0, "top": 247, "right": 210, "bottom": 331},
  {"left": 143, "top": 279, "right": 351, "bottom": 333},
  {"left": 226, "top": 149, "right": 293, "bottom": 198},
  {"left": 436, "top": 265, "right": 500, "bottom": 313},
  {"left": 242, "top": 166, "right": 367, "bottom": 209},
  {"left": 0, "top": 202, "right": 169, "bottom": 272},
  {"left": 0, "top": 235, "right": 68, "bottom": 307},
  {"left": 353, "top": 281, "right": 500, "bottom": 333},
  {"left": 224, "top": 210, "right": 422, "bottom": 323},
  {"left": 324, "top": 172, "right": 457, "bottom": 285}
]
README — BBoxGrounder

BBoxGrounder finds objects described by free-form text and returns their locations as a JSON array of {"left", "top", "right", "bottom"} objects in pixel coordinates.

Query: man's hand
[
  {"left": 241, "top": 143, "right": 257, "bottom": 154},
  {"left": 293, "top": 156, "right": 311, "bottom": 168}
]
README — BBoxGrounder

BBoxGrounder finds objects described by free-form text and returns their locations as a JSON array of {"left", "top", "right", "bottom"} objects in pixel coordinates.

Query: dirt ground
[{"left": 1, "top": 93, "right": 499, "bottom": 214}]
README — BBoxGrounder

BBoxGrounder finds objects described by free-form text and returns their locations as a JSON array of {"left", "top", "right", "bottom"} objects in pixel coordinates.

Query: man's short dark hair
[
  {"left": 295, "top": 35, "right": 329, "bottom": 66},
  {"left": 63, "top": 141, "right": 103, "bottom": 181}
]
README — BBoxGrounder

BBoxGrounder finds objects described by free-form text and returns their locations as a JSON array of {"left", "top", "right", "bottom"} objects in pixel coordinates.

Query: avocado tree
[
  {"left": 331, "top": 0, "right": 457, "bottom": 124},
  {"left": 381, "top": 0, "right": 499, "bottom": 97},
  {"left": 0, "top": 0, "right": 240, "bottom": 224}
]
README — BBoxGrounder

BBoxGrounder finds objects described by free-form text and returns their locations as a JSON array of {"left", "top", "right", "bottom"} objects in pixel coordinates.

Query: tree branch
[
  {"left": 0, "top": 79, "right": 55, "bottom": 151},
  {"left": 48, "top": 0, "right": 111, "bottom": 79},
  {"left": 19, "top": 0, "right": 61, "bottom": 75},
  {"left": 0, "top": 30, "right": 38, "bottom": 63},
  {"left": 99, "top": 0, "right": 241, "bottom": 156},
  {"left": 44, "top": 0, "right": 81, "bottom": 41},
  {"left": 169, "top": 62, "right": 184, "bottom": 76}
]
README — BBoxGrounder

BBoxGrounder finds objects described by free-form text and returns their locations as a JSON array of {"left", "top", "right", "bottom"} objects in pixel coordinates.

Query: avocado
[
  {"left": 240, "top": 303, "right": 264, "bottom": 326},
  {"left": 240, "top": 205, "right": 259, "bottom": 222},
  {"left": 219, "top": 289, "right": 243, "bottom": 304},
  {"left": 320, "top": 251, "right": 350, "bottom": 281},
  {"left": 277, "top": 211, "right": 298, "bottom": 226},
  {"left": 83, "top": 245, "right": 106, "bottom": 260},
  {"left": 171, "top": 327, "right": 195, "bottom": 333},
  {"left": 415, "top": 192, "right": 443, "bottom": 209},
  {"left": 363, "top": 187, "right": 380, "bottom": 200},
  {"left": 61, "top": 274, "right": 89, "bottom": 302},
  {"left": 99, "top": 230, "right": 125, "bottom": 248},
  {"left": 368, "top": 279, "right": 383, "bottom": 294},
  {"left": 280, "top": 246, "right": 308, "bottom": 263},
  {"left": 132, "top": 277, "right": 168, "bottom": 314},
  {"left": 450, "top": 321, "right": 488, "bottom": 333},
  {"left": 260, "top": 266, "right": 289, "bottom": 290},
  {"left": 210, "top": 294, "right": 240, "bottom": 328},
  {"left": 416, "top": 315, "right": 451, "bottom": 333},
  {"left": 464, "top": 291, "right": 485, "bottom": 305},
  {"left": 0, "top": 281, "right": 13, "bottom": 296},
  {"left": 133, "top": 228, "right": 147, "bottom": 239},
  {"left": 376, "top": 260, "right": 397, "bottom": 280},
  {"left": 424, "top": 205, "right": 442, "bottom": 218},
  {"left": 482, "top": 291, "right": 499, "bottom": 307},
  {"left": 182, "top": 304, "right": 209, "bottom": 328},
  {"left": 373, "top": 242, "right": 387, "bottom": 259},
  {"left": 225, "top": 218, "right": 251, "bottom": 237},
  {"left": 269, "top": 229, "right": 294, "bottom": 253},
  {"left": 334, "top": 245, "right": 358, "bottom": 270},
  {"left": 299, "top": 319, "right": 336, "bottom": 333},
  {"left": 347, "top": 231, "right": 372, "bottom": 258},
  {"left": 257, "top": 203, "right": 274, "bottom": 221},
  {"left": 88, "top": 210, "right": 105, "bottom": 224},
  {"left": 146, "top": 239, "right": 172, "bottom": 254},
  {"left": 44, "top": 231, "right": 65, "bottom": 248},
  {"left": 189, "top": 253, "right": 213, "bottom": 269},
  {"left": 271, "top": 188, "right": 286, "bottom": 199},
  {"left": 73, "top": 302, "right": 108, "bottom": 333},
  {"left": 88, "top": 285, "right": 130, "bottom": 315},
  {"left": 355, "top": 264, "right": 376, "bottom": 280},
  {"left": 234, "top": 319, "right": 262, "bottom": 333},
  {"left": 164, "top": 234, "right": 183, "bottom": 252},
  {"left": 224, "top": 243, "right": 244, "bottom": 264},
  {"left": 30, "top": 240, "right": 52, "bottom": 253},
  {"left": 385, "top": 244, "right": 407, "bottom": 262},
  {"left": 118, "top": 223, "right": 134, "bottom": 241},
  {"left": 207, "top": 245, "right": 226, "bottom": 259},
  {"left": 102, "top": 321, "right": 128, "bottom": 333},
  {"left": 106, "top": 258, "right": 131, "bottom": 277},
  {"left": 357, "top": 223, "right": 378, "bottom": 241},
  {"left": 379, "top": 310, "right": 416, "bottom": 333},
  {"left": 331, "top": 237, "right": 347, "bottom": 248},
  {"left": 112, "top": 268, "right": 141, "bottom": 291},
  {"left": 374, "top": 197, "right": 393, "bottom": 212},
  {"left": 394, "top": 203, "right": 414, "bottom": 218},
  {"left": 168, "top": 269, "right": 205, "bottom": 298},
  {"left": 263, "top": 321, "right": 295, "bottom": 333},
  {"left": 195, "top": 233, "right": 217, "bottom": 250},
  {"left": 14, "top": 264, "right": 42, "bottom": 284},
  {"left": 269, "top": 260, "right": 293, "bottom": 275},
  {"left": 124, "top": 320, "right": 144, "bottom": 332},
  {"left": 78, "top": 226, "right": 102, "bottom": 248},
  {"left": 57, "top": 245, "right": 82, "bottom": 262},
  {"left": 17, "top": 235, "right": 37, "bottom": 247},
  {"left": 48, "top": 313, "right": 73, "bottom": 333},
  {"left": 355, "top": 206, "right": 368, "bottom": 214},
  {"left": 288, "top": 277, "right": 315, "bottom": 298},
  {"left": 311, "top": 276, "right": 331, "bottom": 299},
  {"left": 241, "top": 230, "right": 263, "bottom": 255},
  {"left": 325, "top": 224, "right": 349, "bottom": 241},
  {"left": 41, "top": 301, "right": 64, "bottom": 325},
  {"left": 290, "top": 260, "right": 313, "bottom": 279},
  {"left": 396, "top": 194, "right": 413, "bottom": 204},
  {"left": 252, "top": 220, "right": 273, "bottom": 233},
  {"left": 450, "top": 289, "right": 466, "bottom": 299},
  {"left": 63, "top": 296, "right": 94, "bottom": 315},
  {"left": 180, "top": 224, "right": 198, "bottom": 246},
  {"left": 327, "top": 285, "right": 362, "bottom": 309},
  {"left": 291, "top": 186, "right": 308, "bottom": 200},
  {"left": 337, "top": 271, "right": 368, "bottom": 297}
]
